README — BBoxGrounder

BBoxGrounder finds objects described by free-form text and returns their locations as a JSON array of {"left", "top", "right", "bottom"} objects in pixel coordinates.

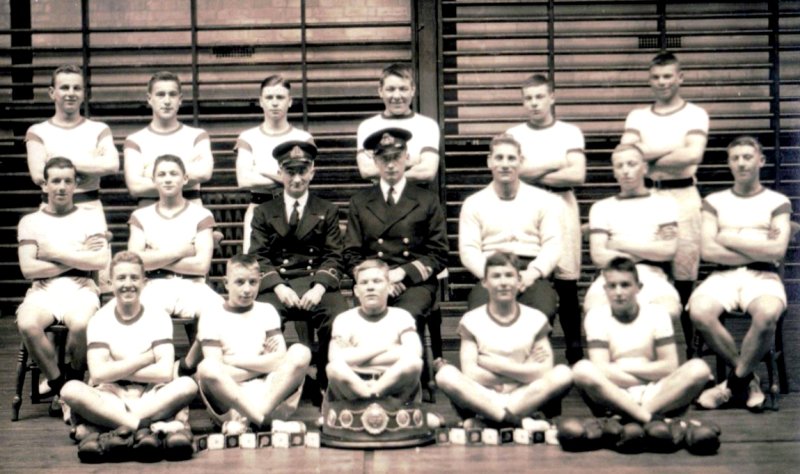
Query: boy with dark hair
[{"left": 436, "top": 252, "right": 572, "bottom": 427}]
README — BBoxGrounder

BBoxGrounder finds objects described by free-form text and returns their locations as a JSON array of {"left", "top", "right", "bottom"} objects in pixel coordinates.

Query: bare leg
[
  {"left": 326, "top": 360, "right": 373, "bottom": 400},
  {"left": 737, "top": 296, "right": 783, "bottom": 377},
  {"left": 60, "top": 380, "right": 140, "bottom": 429},
  {"left": 507, "top": 364, "right": 572, "bottom": 417},
  {"left": 371, "top": 355, "right": 422, "bottom": 399},
  {"left": 62, "top": 306, "right": 94, "bottom": 371},
  {"left": 16, "top": 305, "right": 60, "bottom": 381},
  {"left": 131, "top": 376, "right": 197, "bottom": 423},
  {"left": 257, "top": 344, "right": 310, "bottom": 419},
  {"left": 198, "top": 358, "right": 272, "bottom": 423},
  {"left": 435, "top": 365, "right": 509, "bottom": 421},
  {"left": 572, "top": 360, "right": 651, "bottom": 423},
  {"left": 642, "top": 359, "right": 711, "bottom": 415},
  {"left": 689, "top": 295, "right": 738, "bottom": 367}
]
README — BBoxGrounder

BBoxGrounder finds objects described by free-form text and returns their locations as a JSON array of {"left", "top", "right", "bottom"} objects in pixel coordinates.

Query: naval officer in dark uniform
[
  {"left": 343, "top": 127, "right": 448, "bottom": 325},
  {"left": 250, "top": 140, "right": 348, "bottom": 390}
]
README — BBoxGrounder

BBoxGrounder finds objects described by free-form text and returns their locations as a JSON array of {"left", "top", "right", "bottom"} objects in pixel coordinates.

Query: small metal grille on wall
[
  {"left": 212, "top": 46, "right": 255, "bottom": 58},
  {"left": 638, "top": 35, "right": 682, "bottom": 49}
]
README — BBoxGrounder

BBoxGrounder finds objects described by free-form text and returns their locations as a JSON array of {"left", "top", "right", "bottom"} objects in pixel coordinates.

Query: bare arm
[
  {"left": 128, "top": 342, "right": 176, "bottom": 384},
  {"left": 356, "top": 150, "right": 380, "bottom": 180},
  {"left": 70, "top": 130, "right": 120, "bottom": 177},
  {"left": 185, "top": 135, "right": 214, "bottom": 187},
  {"left": 613, "top": 344, "right": 679, "bottom": 383},
  {"left": 128, "top": 224, "right": 193, "bottom": 271},
  {"left": 222, "top": 334, "right": 289, "bottom": 374},
  {"left": 18, "top": 243, "right": 70, "bottom": 279},
  {"left": 329, "top": 335, "right": 390, "bottom": 367},
  {"left": 235, "top": 146, "right": 276, "bottom": 189},
  {"left": 478, "top": 337, "right": 555, "bottom": 384},
  {"left": 715, "top": 213, "right": 791, "bottom": 262},
  {"left": 699, "top": 210, "right": 752, "bottom": 266},
  {"left": 587, "top": 346, "right": 644, "bottom": 388},
  {"left": 650, "top": 133, "right": 707, "bottom": 168},
  {"left": 538, "top": 150, "right": 587, "bottom": 187},
  {"left": 123, "top": 145, "right": 157, "bottom": 198},
  {"left": 368, "top": 331, "right": 423, "bottom": 365},
  {"left": 589, "top": 231, "right": 636, "bottom": 268},
  {"left": 403, "top": 150, "right": 439, "bottom": 182},
  {"left": 88, "top": 346, "right": 157, "bottom": 385},
  {"left": 607, "top": 223, "right": 678, "bottom": 262},
  {"left": 35, "top": 233, "right": 109, "bottom": 271},
  {"left": 25, "top": 138, "right": 48, "bottom": 188},
  {"left": 201, "top": 343, "right": 261, "bottom": 382},
  {"left": 459, "top": 337, "right": 514, "bottom": 387},
  {"left": 165, "top": 227, "right": 214, "bottom": 275}
]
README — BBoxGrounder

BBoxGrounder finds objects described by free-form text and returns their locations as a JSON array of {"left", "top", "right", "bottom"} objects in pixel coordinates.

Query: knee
[
  {"left": 197, "top": 359, "right": 224, "bottom": 384},
  {"left": 399, "top": 356, "right": 423, "bottom": 378},
  {"left": 749, "top": 301, "right": 783, "bottom": 333},
  {"left": 689, "top": 299, "right": 722, "bottom": 329},
  {"left": 286, "top": 344, "right": 312, "bottom": 370},
  {"left": 571, "top": 360, "right": 599, "bottom": 390},
  {"left": 325, "top": 359, "right": 349, "bottom": 382},
  {"left": 59, "top": 380, "right": 85, "bottom": 405},
  {"left": 434, "top": 365, "right": 461, "bottom": 392},
  {"left": 174, "top": 376, "right": 199, "bottom": 399},
  {"left": 16, "top": 310, "right": 49, "bottom": 337},
  {"left": 549, "top": 364, "right": 574, "bottom": 390},
  {"left": 683, "top": 359, "right": 712, "bottom": 385}
]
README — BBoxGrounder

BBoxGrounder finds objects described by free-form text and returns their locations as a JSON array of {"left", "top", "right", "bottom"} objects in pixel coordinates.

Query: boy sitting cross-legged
[{"left": 196, "top": 254, "right": 311, "bottom": 435}]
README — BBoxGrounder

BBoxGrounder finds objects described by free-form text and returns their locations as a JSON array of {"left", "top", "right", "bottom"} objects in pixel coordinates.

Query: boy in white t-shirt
[{"left": 196, "top": 254, "right": 311, "bottom": 434}]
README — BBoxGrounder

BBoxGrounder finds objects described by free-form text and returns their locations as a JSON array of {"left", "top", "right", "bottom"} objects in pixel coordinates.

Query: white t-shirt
[{"left": 506, "top": 120, "right": 584, "bottom": 178}]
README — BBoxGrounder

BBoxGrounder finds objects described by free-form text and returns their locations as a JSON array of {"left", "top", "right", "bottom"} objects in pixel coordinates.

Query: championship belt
[{"left": 320, "top": 383, "right": 434, "bottom": 449}]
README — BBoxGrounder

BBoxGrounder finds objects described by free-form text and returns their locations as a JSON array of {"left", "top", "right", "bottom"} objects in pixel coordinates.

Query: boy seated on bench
[
  {"left": 196, "top": 254, "right": 311, "bottom": 435},
  {"left": 60, "top": 251, "right": 197, "bottom": 462},
  {"left": 435, "top": 252, "right": 573, "bottom": 428}
]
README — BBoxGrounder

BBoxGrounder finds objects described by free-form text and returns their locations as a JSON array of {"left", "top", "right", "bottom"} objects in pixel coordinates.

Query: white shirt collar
[
  {"left": 379, "top": 177, "right": 407, "bottom": 204},
  {"left": 284, "top": 191, "right": 309, "bottom": 220}
]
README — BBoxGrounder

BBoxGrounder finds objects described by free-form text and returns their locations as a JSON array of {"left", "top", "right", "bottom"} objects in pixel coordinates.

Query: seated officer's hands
[
  {"left": 389, "top": 282, "right": 406, "bottom": 298},
  {"left": 275, "top": 284, "right": 301, "bottom": 308},
  {"left": 299, "top": 284, "right": 326, "bottom": 311},
  {"left": 388, "top": 267, "right": 406, "bottom": 284},
  {"left": 519, "top": 268, "right": 541, "bottom": 293}
]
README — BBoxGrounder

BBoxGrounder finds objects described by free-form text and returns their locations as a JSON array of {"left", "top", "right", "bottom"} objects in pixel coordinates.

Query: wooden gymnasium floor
[{"left": 1, "top": 314, "right": 799, "bottom": 474}]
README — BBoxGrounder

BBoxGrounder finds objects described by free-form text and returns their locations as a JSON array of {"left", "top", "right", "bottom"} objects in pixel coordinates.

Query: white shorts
[
  {"left": 655, "top": 187, "right": 701, "bottom": 281},
  {"left": 95, "top": 381, "right": 165, "bottom": 414},
  {"left": 625, "top": 381, "right": 662, "bottom": 406},
  {"left": 689, "top": 267, "right": 787, "bottom": 314},
  {"left": 16, "top": 276, "right": 100, "bottom": 324},
  {"left": 554, "top": 190, "right": 582, "bottom": 280},
  {"left": 200, "top": 373, "right": 303, "bottom": 425},
  {"left": 140, "top": 276, "right": 223, "bottom": 320},
  {"left": 583, "top": 264, "right": 680, "bottom": 313}
]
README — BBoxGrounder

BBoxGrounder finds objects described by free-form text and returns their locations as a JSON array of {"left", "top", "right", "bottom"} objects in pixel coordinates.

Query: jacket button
[
  {"left": 377, "top": 251, "right": 384, "bottom": 257},
  {"left": 283, "top": 259, "right": 289, "bottom": 264},
  {"left": 403, "top": 251, "right": 409, "bottom": 257},
  {"left": 378, "top": 238, "right": 384, "bottom": 244},
  {"left": 279, "top": 268, "right": 286, "bottom": 273},
  {"left": 403, "top": 238, "right": 409, "bottom": 244},
  {"left": 307, "top": 266, "right": 312, "bottom": 270}
]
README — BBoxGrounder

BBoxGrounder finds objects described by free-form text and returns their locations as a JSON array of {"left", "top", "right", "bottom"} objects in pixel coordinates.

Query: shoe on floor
[
  {"left": 77, "top": 432, "right": 105, "bottom": 464},
  {"left": 150, "top": 420, "right": 186, "bottom": 434},
  {"left": 132, "top": 428, "right": 163, "bottom": 463},
  {"left": 697, "top": 381, "right": 732, "bottom": 409},
  {"left": 164, "top": 429, "right": 194, "bottom": 461}
]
